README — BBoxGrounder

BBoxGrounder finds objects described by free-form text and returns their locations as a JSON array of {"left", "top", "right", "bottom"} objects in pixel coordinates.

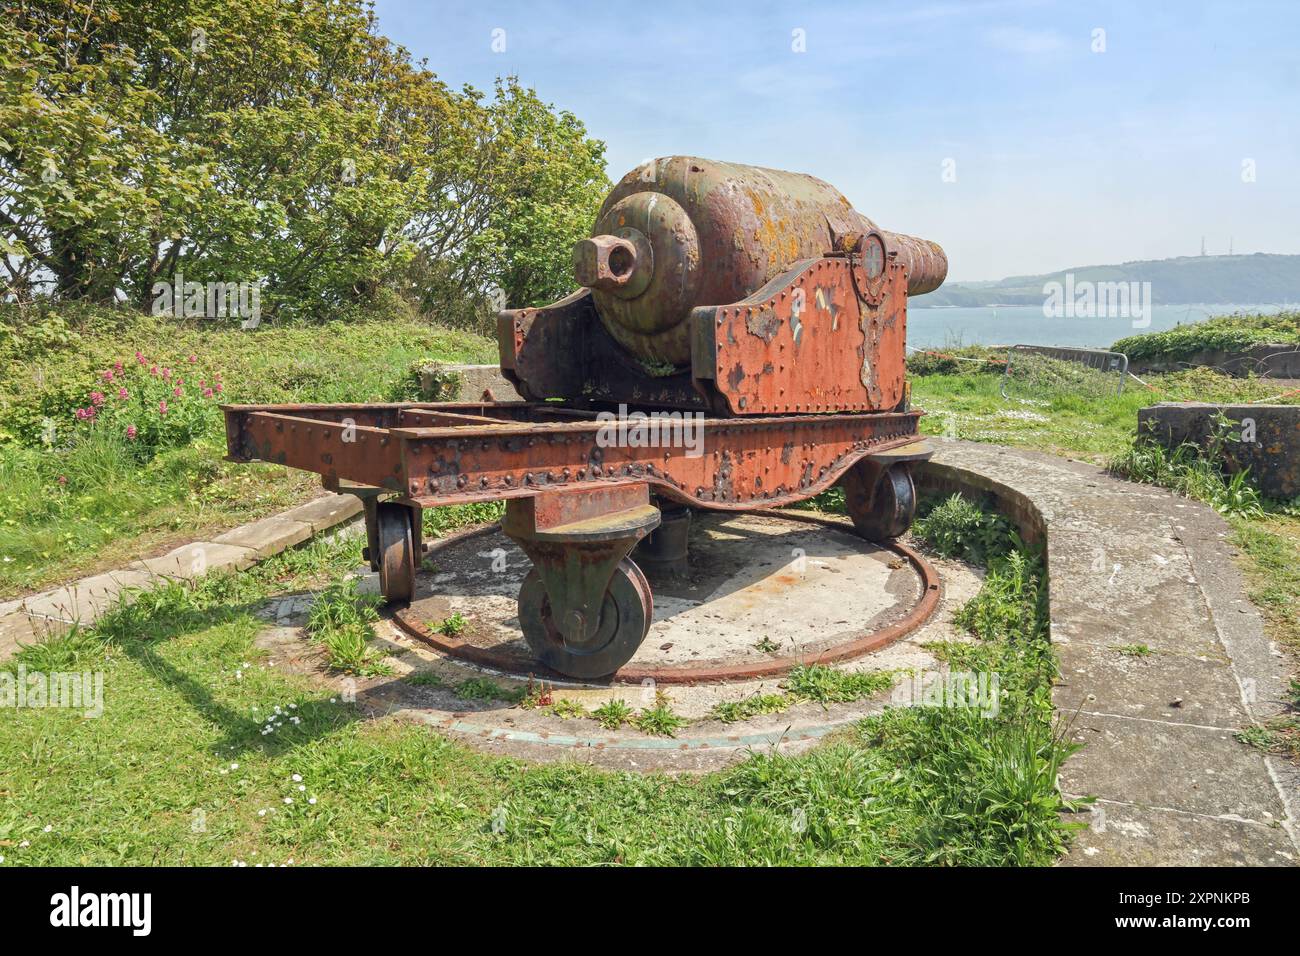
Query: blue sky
[{"left": 372, "top": 0, "right": 1300, "bottom": 281}]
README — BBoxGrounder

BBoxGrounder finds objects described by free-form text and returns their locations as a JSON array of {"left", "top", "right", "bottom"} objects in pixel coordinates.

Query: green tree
[{"left": 1, "top": 0, "right": 608, "bottom": 321}]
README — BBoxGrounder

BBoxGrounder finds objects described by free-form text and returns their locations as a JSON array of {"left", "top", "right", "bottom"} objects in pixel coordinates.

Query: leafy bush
[
  {"left": 953, "top": 549, "right": 1047, "bottom": 645},
  {"left": 1112, "top": 312, "right": 1300, "bottom": 362},
  {"left": 2, "top": 3, "right": 608, "bottom": 318}
]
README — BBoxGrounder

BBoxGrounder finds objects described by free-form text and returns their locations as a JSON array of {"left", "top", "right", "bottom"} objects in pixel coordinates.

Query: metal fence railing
[{"left": 1000, "top": 345, "right": 1130, "bottom": 398}]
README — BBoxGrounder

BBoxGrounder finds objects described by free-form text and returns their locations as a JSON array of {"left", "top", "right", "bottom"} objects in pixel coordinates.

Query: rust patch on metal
[{"left": 746, "top": 306, "right": 781, "bottom": 343}]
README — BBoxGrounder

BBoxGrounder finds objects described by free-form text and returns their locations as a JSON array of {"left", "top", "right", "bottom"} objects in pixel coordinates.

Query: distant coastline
[{"left": 913, "top": 253, "right": 1300, "bottom": 310}]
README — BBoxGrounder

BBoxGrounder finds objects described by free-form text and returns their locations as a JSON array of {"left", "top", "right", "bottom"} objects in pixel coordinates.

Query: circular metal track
[{"left": 391, "top": 511, "right": 941, "bottom": 685}]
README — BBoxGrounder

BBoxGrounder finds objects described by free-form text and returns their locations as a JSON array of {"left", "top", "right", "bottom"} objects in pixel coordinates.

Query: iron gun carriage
[{"left": 223, "top": 157, "right": 948, "bottom": 678}]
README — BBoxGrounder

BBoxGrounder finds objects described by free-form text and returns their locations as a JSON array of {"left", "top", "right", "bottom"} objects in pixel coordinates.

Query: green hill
[{"left": 916, "top": 253, "right": 1300, "bottom": 307}]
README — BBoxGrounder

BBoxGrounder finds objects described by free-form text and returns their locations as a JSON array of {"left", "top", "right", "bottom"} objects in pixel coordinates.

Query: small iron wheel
[
  {"left": 518, "top": 558, "right": 653, "bottom": 679},
  {"left": 844, "top": 463, "right": 917, "bottom": 542},
  {"left": 375, "top": 502, "right": 416, "bottom": 603}
]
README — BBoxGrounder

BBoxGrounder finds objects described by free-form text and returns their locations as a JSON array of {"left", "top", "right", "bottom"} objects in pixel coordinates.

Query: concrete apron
[{"left": 917, "top": 439, "right": 1298, "bottom": 867}]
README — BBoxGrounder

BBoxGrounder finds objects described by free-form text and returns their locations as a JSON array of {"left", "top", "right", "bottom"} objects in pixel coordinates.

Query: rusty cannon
[{"left": 223, "top": 156, "right": 948, "bottom": 679}]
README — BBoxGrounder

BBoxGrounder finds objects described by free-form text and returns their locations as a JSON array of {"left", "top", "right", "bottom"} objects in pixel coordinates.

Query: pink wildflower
[
  {"left": 159, "top": 400, "right": 168, "bottom": 416},
  {"left": 172, "top": 386, "right": 182, "bottom": 397},
  {"left": 126, "top": 425, "right": 137, "bottom": 440},
  {"left": 188, "top": 354, "right": 198, "bottom": 363},
  {"left": 118, "top": 387, "right": 128, "bottom": 399},
  {"left": 89, "top": 391, "right": 105, "bottom": 407},
  {"left": 203, "top": 387, "right": 214, "bottom": 398}
]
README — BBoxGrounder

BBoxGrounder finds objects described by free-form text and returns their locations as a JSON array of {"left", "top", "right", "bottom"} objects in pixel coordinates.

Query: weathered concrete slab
[
  {"left": 1054, "top": 639, "right": 1248, "bottom": 729},
  {"left": 281, "top": 494, "right": 363, "bottom": 533},
  {"left": 130, "top": 541, "right": 258, "bottom": 581},
  {"left": 1065, "top": 801, "right": 1295, "bottom": 866},
  {"left": 918, "top": 439, "right": 1299, "bottom": 866},
  {"left": 418, "top": 363, "right": 523, "bottom": 403},
  {"left": 213, "top": 514, "right": 314, "bottom": 558},
  {"left": 0, "top": 611, "right": 44, "bottom": 659},
  {"left": 20, "top": 568, "right": 155, "bottom": 625},
  {"left": 407, "top": 512, "right": 921, "bottom": 671},
  {"left": 1062, "top": 713, "right": 1286, "bottom": 823},
  {"left": 1138, "top": 402, "right": 1300, "bottom": 499}
]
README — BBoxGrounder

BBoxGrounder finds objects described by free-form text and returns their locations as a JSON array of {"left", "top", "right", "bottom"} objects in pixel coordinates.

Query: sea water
[{"left": 907, "top": 303, "right": 1294, "bottom": 351}]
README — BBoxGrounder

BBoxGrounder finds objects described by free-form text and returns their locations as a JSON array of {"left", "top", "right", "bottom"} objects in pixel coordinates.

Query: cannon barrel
[{"left": 573, "top": 156, "right": 947, "bottom": 368}]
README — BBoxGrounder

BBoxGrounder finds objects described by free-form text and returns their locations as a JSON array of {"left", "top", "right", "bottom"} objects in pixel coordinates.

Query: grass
[
  {"left": 304, "top": 580, "right": 390, "bottom": 678},
  {"left": 910, "top": 362, "right": 1296, "bottom": 465},
  {"left": 1235, "top": 681, "right": 1300, "bottom": 759},
  {"left": 1108, "top": 415, "right": 1265, "bottom": 519},
  {"left": 0, "top": 306, "right": 495, "bottom": 600},
  {"left": 629, "top": 691, "right": 687, "bottom": 737},
  {"left": 0, "top": 486, "right": 1081, "bottom": 865},
  {"left": 453, "top": 677, "right": 517, "bottom": 703},
  {"left": 1113, "top": 644, "right": 1153, "bottom": 658},
  {"left": 709, "top": 692, "right": 792, "bottom": 724},
  {"left": 591, "top": 699, "right": 633, "bottom": 730}
]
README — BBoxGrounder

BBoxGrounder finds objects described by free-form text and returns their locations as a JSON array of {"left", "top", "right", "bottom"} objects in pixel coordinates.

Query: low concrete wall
[
  {"left": 1137, "top": 402, "right": 1300, "bottom": 499},
  {"left": 418, "top": 363, "right": 523, "bottom": 403},
  {"left": 1128, "top": 343, "right": 1300, "bottom": 378}
]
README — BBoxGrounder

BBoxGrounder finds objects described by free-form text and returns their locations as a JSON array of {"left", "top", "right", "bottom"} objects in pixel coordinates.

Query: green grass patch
[
  {"left": 782, "top": 665, "right": 898, "bottom": 706},
  {"left": 591, "top": 699, "right": 633, "bottom": 730},
  {"left": 453, "top": 677, "right": 519, "bottom": 703},
  {"left": 0, "top": 306, "right": 494, "bottom": 599},
  {"left": 630, "top": 691, "right": 687, "bottom": 738},
  {"left": 708, "top": 693, "right": 792, "bottom": 724},
  {"left": 1112, "top": 644, "right": 1153, "bottom": 658},
  {"left": 304, "top": 580, "right": 390, "bottom": 677}
]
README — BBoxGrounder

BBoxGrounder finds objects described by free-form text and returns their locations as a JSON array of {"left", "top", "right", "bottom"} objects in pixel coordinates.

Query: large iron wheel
[
  {"left": 376, "top": 502, "right": 416, "bottom": 603},
  {"left": 843, "top": 463, "right": 917, "bottom": 542},
  {"left": 518, "top": 557, "right": 652, "bottom": 679}
]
